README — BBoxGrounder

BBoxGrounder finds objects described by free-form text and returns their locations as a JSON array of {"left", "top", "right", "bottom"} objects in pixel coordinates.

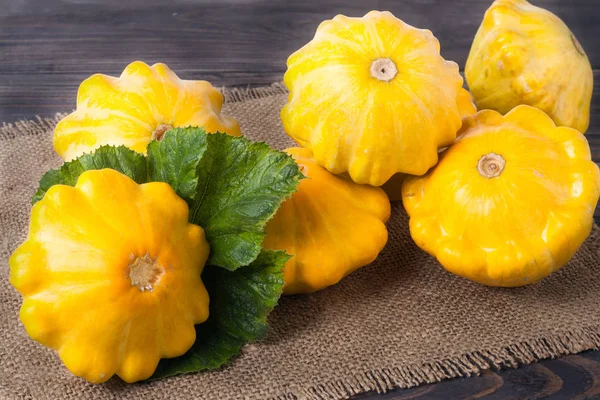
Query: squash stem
[
  {"left": 370, "top": 58, "right": 398, "bottom": 81},
  {"left": 477, "top": 153, "right": 505, "bottom": 178},
  {"left": 128, "top": 253, "right": 165, "bottom": 292},
  {"left": 151, "top": 124, "right": 174, "bottom": 141}
]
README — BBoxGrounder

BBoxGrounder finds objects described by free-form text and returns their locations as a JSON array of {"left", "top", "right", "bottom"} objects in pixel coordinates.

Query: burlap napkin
[{"left": 1, "top": 84, "right": 600, "bottom": 400}]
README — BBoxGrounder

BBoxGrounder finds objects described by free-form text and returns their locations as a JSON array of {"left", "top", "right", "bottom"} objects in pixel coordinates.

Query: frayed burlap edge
[
  {"left": 221, "top": 82, "right": 288, "bottom": 103},
  {"left": 1, "top": 114, "right": 67, "bottom": 141},
  {"left": 2, "top": 86, "right": 600, "bottom": 400},
  {"left": 275, "top": 325, "right": 600, "bottom": 400}
]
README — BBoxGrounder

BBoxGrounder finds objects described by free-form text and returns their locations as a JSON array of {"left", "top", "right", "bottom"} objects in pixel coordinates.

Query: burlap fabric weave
[{"left": 1, "top": 84, "right": 600, "bottom": 400}]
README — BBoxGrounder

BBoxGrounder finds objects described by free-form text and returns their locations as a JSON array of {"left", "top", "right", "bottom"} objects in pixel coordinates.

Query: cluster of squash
[
  {"left": 11, "top": 63, "right": 287, "bottom": 384},
  {"left": 280, "top": 1, "right": 598, "bottom": 287},
  {"left": 8, "top": 0, "right": 599, "bottom": 385}
]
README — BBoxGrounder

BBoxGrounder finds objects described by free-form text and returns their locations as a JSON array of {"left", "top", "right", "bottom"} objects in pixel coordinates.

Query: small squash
[
  {"left": 9, "top": 169, "right": 210, "bottom": 383},
  {"left": 466, "top": 0, "right": 593, "bottom": 132},
  {"left": 402, "top": 106, "right": 600, "bottom": 287},
  {"left": 263, "top": 148, "right": 391, "bottom": 294},
  {"left": 54, "top": 61, "right": 241, "bottom": 161},
  {"left": 281, "top": 11, "right": 466, "bottom": 186}
]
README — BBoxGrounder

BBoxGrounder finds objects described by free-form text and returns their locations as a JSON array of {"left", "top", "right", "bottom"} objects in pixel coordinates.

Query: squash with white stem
[
  {"left": 281, "top": 11, "right": 466, "bottom": 186},
  {"left": 402, "top": 106, "right": 600, "bottom": 286}
]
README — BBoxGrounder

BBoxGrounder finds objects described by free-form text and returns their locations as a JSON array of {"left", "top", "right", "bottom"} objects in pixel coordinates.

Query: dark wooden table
[{"left": 1, "top": 1, "right": 599, "bottom": 398}]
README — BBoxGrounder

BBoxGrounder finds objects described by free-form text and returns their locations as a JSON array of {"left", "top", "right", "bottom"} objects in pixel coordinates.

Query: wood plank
[
  {"left": 352, "top": 351, "right": 600, "bottom": 399},
  {"left": 1, "top": 0, "right": 598, "bottom": 122},
  {"left": 1, "top": 0, "right": 598, "bottom": 70}
]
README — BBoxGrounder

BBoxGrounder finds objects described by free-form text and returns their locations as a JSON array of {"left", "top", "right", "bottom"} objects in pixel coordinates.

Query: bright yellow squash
[
  {"left": 281, "top": 11, "right": 465, "bottom": 186},
  {"left": 9, "top": 169, "right": 210, "bottom": 383},
  {"left": 466, "top": 0, "right": 593, "bottom": 133},
  {"left": 402, "top": 106, "right": 600, "bottom": 287},
  {"left": 263, "top": 148, "right": 390, "bottom": 294},
  {"left": 54, "top": 61, "right": 241, "bottom": 161}
]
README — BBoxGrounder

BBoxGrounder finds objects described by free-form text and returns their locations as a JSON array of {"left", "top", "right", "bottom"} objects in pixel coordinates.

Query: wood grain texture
[
  {"left": 352, "top": 351, "right": 600, "bottom": 399},
  {"left": 0, "top": 0, "right": 599, "bottom": 121},
  {"left": 1, "top": 1, "right": 600, "bottom": 399}
]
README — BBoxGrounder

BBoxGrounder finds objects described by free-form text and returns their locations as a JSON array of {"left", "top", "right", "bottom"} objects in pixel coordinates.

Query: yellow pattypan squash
[
  {"left": 9, "top": 169, "right": 210, "bottom": 383},
  {"left": 263, "top": 148, "right": 391, "bottom": 294},
  {"left": 54, "top": 61, "right": 241, "bottom": 161},
  {"left": 466, "top": 0, "right": 593, "bottom": 133},
  {"left": 402, "top": 105, "right": 600, "bottom": 287},
  {"left": 281, "top": 11, "right": 465, "bottom": 186}
]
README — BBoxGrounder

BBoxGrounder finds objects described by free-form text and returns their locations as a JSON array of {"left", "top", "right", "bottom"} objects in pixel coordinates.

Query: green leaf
[
  {"left": 147, "top": 127, "right": 208, "bottom": 202},
  {"left": 189, "top": 133, "right": 303, "bottom": 270},
  {"left": 150, "top": 250, "right": 288, "bottom": 380},
  {"left": 32, "top": 145, "right": 147, "bottom": 204}
]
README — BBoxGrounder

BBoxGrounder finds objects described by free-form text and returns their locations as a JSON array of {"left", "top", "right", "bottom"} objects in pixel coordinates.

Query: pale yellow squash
[
  {"left": 10, "top": 169, "right": 210, "bottom": 383},
  {"left": 281, "top": 11, "right": 465, "bottom": 186},
  {"left": 466, "top": 0, "right": 593, "bottom": 132},
  {"left": 54, "top": 61, "right": 241, "bottom": 161},
  {"left": 402, "top": 106, "right": 600, "bottom": 287}
]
